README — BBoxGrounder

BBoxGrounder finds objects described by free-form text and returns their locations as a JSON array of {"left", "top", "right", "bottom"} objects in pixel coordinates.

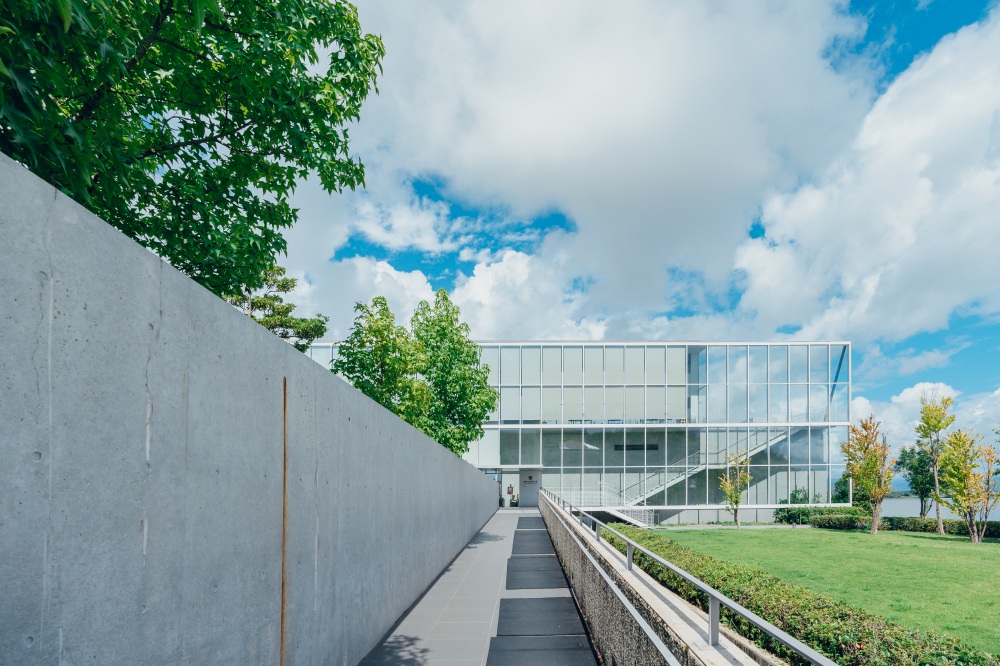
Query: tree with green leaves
[
  {"left": 719, "top": 452, "right": 752, "bottom": 529},
  {"left": 915, "top": 393, "right": 956, "bottom": 535},
  {"left": 225, "top": 265, "right": 327, "bottom": 352},
  {"left": 332, "top": 296, "right": 425, "bottom": 421},
  {"left": 410, "top": 290, "right": 498, "bottom": 456},
  {"left": 842, "top": 414, "right": 895, "bottom": 535},
  {"left": 938, "top": 429, "right": 1000, "bottom": 543},
  {"left": 1, "top": 0, "right": 383, "bottom": 296},
  {"left": 895, "top": 444, "right": 935, "bottom": 518}
]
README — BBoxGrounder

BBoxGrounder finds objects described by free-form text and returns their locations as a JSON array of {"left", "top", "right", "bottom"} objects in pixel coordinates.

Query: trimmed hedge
[
  {"left": 773, "top": 505, "right": 868, "bottom": 524},
  {"left": 604, "top": 524, "right": 998, "bottom": 666},
  {"left": 810, "top": 514, "right": 871, "bottom": 530},
  {"left": 881, "top": 516, "right": 1000, "bottom": 538}
]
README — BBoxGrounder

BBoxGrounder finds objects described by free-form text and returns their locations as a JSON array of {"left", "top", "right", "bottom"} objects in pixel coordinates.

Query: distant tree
[
  {"left": 719, "top": 452, "right": 752, "bottom": 529},
  {"left": 410, "top": 290, "right": 499, "bottom": 456},
  {"left": 832, "top": 471, "right": 871, "bottom": 507},
  {"left": 332, "top": 296, "right": 424, "bottom": 419},
  {"left": 895, "top": 445, "right": 935, "bottom": 518},
  {"left": 226, "top": 265, "right": 327, "bottom": 352},
  {"left": 938, "top": 429, "right": 1000, "bottom": 543},
  {"left": 1, "top": 0, "right": 383, "bottom": 296},
  {"left": 915, "top": 393, "right": 956, "bottom": 535},
  {"left": 842, "top": 414, "right": 895, "bottom": 535}
]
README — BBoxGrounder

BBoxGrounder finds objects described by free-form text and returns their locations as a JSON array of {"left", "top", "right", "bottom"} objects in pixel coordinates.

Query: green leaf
[{"left": 55, "top": 0, "right": 72, "bottom": 32}]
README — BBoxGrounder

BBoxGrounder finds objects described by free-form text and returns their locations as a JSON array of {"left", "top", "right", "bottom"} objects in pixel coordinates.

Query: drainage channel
[{"left": 487, "top": 515, "right": 599, "bottom": 665}]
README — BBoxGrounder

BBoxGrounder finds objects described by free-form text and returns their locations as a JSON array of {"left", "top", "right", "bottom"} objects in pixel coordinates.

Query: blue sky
[{"left": 285, "top": 0, "right": 1000, "bottom": 449}]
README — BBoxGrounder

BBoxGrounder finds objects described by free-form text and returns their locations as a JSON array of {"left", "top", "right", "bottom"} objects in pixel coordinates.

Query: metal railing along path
[{"left": 540, "top": 488, "right": 837, "bottom": 666}]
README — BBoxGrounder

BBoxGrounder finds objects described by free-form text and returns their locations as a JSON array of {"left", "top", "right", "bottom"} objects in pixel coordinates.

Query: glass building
[{"left": 307, "top": 341, "right": 851, "bottom": 525}]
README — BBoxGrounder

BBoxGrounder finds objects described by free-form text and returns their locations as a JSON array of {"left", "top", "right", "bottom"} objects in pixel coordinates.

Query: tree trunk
[
  {"left": 870, "top": 502, "right": 881, "bottom": 535},
  {"left": 735, "top": 506, "right": 740, "bottom": 530},
  {"left": 932, "top": 459, "right": 944, "bottom": 535},
  {"left": 919, "top": 497, "right": 930, "bottom": 519}
]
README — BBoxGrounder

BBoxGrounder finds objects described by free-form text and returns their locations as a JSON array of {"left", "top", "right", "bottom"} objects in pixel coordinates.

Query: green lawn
[{"left": 656, "top": 528, "right": 1000, "bottom": 656}]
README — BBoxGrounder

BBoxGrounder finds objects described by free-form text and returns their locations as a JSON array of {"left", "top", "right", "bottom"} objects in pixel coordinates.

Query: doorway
[{"left": 519, "top": 469, "right": 542, "bottom": 507}]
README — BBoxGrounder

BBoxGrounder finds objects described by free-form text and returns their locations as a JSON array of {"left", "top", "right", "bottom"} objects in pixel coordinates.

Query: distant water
[{"left": 880, "top": 496, "right": 999, "bottom": 521}]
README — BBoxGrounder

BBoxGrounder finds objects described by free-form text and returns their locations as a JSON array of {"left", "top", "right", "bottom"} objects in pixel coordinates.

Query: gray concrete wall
[{"left": 0, "top": 153, "right": 497, "bottom": 665}]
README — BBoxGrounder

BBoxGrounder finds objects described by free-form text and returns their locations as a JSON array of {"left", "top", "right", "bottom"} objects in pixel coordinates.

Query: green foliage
[
  {"left": 774, "top": 505, "right": 868, "bottom": 525},
  {"left": 332, "top": 290, "right": 498, "bottom": 456},
  {"left": 409, "top": 290, "right": 498, "bottom": 456},
  {"left": 719, "top": 452, "right": 751, "bottom": 527},
  {"left": 916, "top": 393, "right": 956, "bottom": 534},
  {"left": 938, "top": 429, "right": 1000, "bottom": 543},
  {"left": 880, "top": 516, "right": 1000, "bottom": 538},
  {"left": 810, "top": 514, "right": 881, "bottom": 531},
  {"left": 332, "top": 296, "right": 424, "bottom": 420},
  {"left": 843, "top": 414, "right": 895, "bottom": 533},
  {"left": 225, "top": 265, "right": 327, "bottom": 352},
  {"left": 1, "top": 0, "right": 383, "bottom": 295},
  {"left": 895, "top": 445, "right": 935, "bottom": 518},
  {"left": 604, "top": 525, "right": 998, "bottom": 666}
]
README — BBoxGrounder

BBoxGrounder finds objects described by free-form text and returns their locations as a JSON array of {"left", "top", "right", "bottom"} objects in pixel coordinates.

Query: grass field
[{"left": 657, "top": 528, "right": 1000, "bottom": 656}]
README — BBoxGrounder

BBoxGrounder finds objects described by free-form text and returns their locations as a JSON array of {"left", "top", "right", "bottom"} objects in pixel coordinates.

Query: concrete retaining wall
[{"left": 0, "top": 153, "right": 497, "bottom": 665}]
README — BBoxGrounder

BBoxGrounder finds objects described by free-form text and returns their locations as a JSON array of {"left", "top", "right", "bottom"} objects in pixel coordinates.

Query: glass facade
[{"left": 464, "top": 342, "right": 851, "bottom": 511}]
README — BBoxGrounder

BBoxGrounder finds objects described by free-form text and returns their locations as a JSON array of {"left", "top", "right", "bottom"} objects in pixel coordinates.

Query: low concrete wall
[{"left": 0, "top": 154, "right": 497, "bottom": 665}]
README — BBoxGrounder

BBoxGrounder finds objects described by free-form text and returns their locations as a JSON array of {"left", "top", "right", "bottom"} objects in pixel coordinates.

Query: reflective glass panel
[
  {"left": 832, "top": 466, "right": 850, "bottom": 503},
  {"left": 521, "top": 346, "right": 541, "bottom": 385},
  {"left": 667, "top": 346, "right": 686, "bottom": 384},
  {"left": 647, "top": 428, "right": 666, "bottom": 466},
  {"left": 748, "top": 469, "right": 767, "bottom": 504},
  {"left": 830, "top": 344, "right": 849, "bottom": 383},
  {"left": 708, "top": 384, "right": 727, "bottom": 423},
  {"left": 605, "top": 428, "right": 625, "bottom": 466},
  {"left": 687, "top": 469, "right": 707, "bottom": 505},
  {"left": 809, "top": 427, "right": 828, "bottom": 464},
  {"left": 789, "top": 384, "right": 809, "bottom": 422},
  {"left": 667, "top": 429, "right": 686, "bottom": 465},
  {"left": 709, "top": 469, "right": 727, "bottom": 505},
  {"left": 605, "top": 346, "right": 624, "bottom": 384},
  {"left": 769, "top": 427, "right": 789, "bottom": 464},
  {"left": 769, "top": 383, "right": 787, "bottom": 423},
  {"left": 810, "top": 345, "right": 829, "bottom": 383},
  {"left": 605, "top": 386, "right": 624, "bottom": 423},
  {"left": 563, "top": 386, "right": 583, "bottom": 423},
  {"left": 479, "top": 430, "right": 500, "bottom": 466},
  {"left": 688, "top": 346, "right": 707, "bottom": 383},
  {"left": 789, "top": 426, "right": 809, "bottom": 464},
  {"left": 521, "top": 387, "right": 540, "bottom": 423},
  {"left": 646, "top": 385, "right": 666, "bottom": 423},
  {"left": 769, "top": 467, "right": 789, "bottom": 504},
  {"left": 605, "top": 467, "right": 624, "bottom": 497},
  {"left": 728, "top": 345, "right": 748, "bottom": 383},
  {"left": 810, "top": 384, "right": 829, "bottom": 421},
  {"left": 626, "top": 429, "right": 645, "bottom": 466},
  {"left": 564, "top": 346, "right": 583, "bottom": 385},
  {"left": 500, "top": 387, "right": 520, "bottom": 423},
  {"left": 542, "top": 429, "right": 561, "bottom": 467},
  {"left": 708, "top": 346, "right": 727, "bottom": 384},
  {"left": 584, "top": 346, "right": 604, "bottom": 384},
  {"left": 542, "top": 387, "right": 561, "bottom": 423},
  {"left": 667, "top": 386, "right": 686, "bottom": 422},
  {"left": 542, "top": 347, "right": 562, "bottom": 384},
  {"left": 811, "top": 467, "right": 830, "bottom": 503},
  {"left": 521, "top": 429, "right": 541, "bottom": 466},
  {"left": 789, "top": 345, "right": 808, "bottom": 383},
  {"left": 749, "top": 384, "right": 767, "bottom": 424},
  {"left": 707, "top": 428, "right": 726, "bottom": 465},
  {"left": 829, "top": 426, "right": 848, "bottom": 465},
  {"left": 583, "top": 428, "right": 603, "bottom": 466},
  {"left": 667, "top": 469, "right": 686, "bottom": 505},
  {"left": 646, "top": 346, "right": 666, "bottom": 384},
  {"left": 482, "top": 346, "right": 499, "bottom": 386},
  {"left": 748, "top": 346, "right": 768, "bottom": 383},
  {"left": 769, "top": 345, "right": 788, "bottom": 383},
  {"left": 830, "top": 383, "right": 849, "bottom": 422},
  {"left": 583, "top": 469, "right": 602, "bottom": 503},
  {"left": 689, "top": 385, "right": 707, "bottom": 423},
  {"left": 729, "top": 427, "right": 749, "bottom": 457},
  {"left": 500, "top": 347, "right": 520, "bottom": 385},
  {"left": 729, "top": 384, "right": 748, "bottom": 423},
  {"left": 625, "top": 386, "right": 644, "bottom": 423},
  {"left": 583, "top": 387, "right": 603, "bottom": 423},
  {"left": 790, "top": 467, "right": 810, "bottom": 503},
  {"left": 749, "top": 428, "right": 768, "bottom": 463},
  {"left": 500, "top": 430, "right": 519, "bottom": 465},
  {"left": 625, "top": 347, "right": 644, "bottom": 384},
  {"left": 563, "top": 429, "right": 583, "bottom": 467},
  {"left": 688, "top": 428, "right": 706, "bottom": 466},
  {"left": 624, "top": 467, "right": 645, "bottom": 504}
]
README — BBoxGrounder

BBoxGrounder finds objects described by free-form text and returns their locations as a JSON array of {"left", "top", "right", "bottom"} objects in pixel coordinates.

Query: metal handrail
[{"left": 540, "top": 488, "right": 837, "bottom": 666}]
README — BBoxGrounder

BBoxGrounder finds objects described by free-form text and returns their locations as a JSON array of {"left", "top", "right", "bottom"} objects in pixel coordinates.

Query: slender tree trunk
[
  {"left": 870, "top": 502, "right": 881, "bottom": 535},
  {"left": 735, "top": 506, "right": 740, "bottom": 530},
  {"left": 932, "top": 458, "right": 944, "bottom": 535},
  {"left": 919, "top": 496, "right": 929, "bottom": 519}
]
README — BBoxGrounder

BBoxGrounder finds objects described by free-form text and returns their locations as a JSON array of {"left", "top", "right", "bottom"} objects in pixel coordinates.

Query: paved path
[{"left": 360, "top": 509, "right": 598, "bottom": 665}]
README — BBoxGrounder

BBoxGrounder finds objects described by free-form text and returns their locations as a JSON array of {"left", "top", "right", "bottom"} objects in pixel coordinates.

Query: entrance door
[{"left": 519, "top": 470, "right": 541, "bottom": 507}]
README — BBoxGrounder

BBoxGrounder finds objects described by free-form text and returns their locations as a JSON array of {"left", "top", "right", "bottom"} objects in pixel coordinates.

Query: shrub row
[
  {"left": 773, "top": 505, "right": 868, "bottom": 524},
  {"left": 807, "top": 514, "right": 1000, "bottom": 538},
  {"left": 604, "top": 524, "right": 998, "bottom": 666}
]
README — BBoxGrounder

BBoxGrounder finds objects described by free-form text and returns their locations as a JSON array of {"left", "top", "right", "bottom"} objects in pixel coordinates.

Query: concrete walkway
[{"left": 360, "top": 509, "right": 597, "bottom": 665}]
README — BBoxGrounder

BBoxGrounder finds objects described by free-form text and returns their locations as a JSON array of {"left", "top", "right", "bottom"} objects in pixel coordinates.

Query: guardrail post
[
  {"left": 626, "top": 543, "right": 634, "bottom": 571},
  {"left": 709, "top": 596, "right": 720, "bottom": 646},
  {"left": 593, "top": 519, "right": 600, "bottom": 539}
]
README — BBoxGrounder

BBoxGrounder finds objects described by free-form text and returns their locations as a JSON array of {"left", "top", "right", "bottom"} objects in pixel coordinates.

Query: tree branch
[{"left": 140, "top": 119, "right": 254, "bottom": 159}]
